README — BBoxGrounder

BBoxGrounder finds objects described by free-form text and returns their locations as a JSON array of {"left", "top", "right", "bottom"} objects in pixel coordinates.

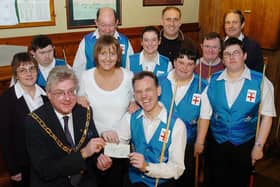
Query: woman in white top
[
  {"left": 78, "top": 35, "right": 134, "bottom": 187},
  {"left": 0, "top": 52, "right": 47, "bottom": 187}
]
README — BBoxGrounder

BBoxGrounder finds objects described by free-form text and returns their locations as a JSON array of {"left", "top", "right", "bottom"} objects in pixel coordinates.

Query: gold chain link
[{"left": 28, "top": 107, "right": 91, "bottom": 154}]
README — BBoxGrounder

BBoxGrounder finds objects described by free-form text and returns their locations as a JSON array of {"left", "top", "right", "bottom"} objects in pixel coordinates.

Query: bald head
[{"left": 96, "top": 7, "right": 118, "bottom": 36}]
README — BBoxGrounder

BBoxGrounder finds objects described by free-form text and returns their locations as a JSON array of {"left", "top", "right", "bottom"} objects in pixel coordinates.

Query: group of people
[{"left": 0, "top": 6, "right": 276, "bottom": 187}]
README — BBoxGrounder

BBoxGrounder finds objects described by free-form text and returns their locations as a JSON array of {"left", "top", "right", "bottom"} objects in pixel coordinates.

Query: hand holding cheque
[{"left": 102, "top": 130, "right": 130, "bottom": 158}]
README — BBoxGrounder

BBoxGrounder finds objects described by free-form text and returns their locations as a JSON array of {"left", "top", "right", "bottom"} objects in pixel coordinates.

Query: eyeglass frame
[
  {"left": 50, "top": 88, "right": 77, "bottom": 99},
  {"left": 16, "top": 65, "right": 37, "bottom": 75},
  {"left": 223, "top": 50, "right": 243, "bottom": 59}
]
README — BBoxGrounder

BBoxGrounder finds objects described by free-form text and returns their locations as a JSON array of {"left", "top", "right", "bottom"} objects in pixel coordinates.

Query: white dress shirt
[
  {"left": 54, "top": 111, "right": 75, "bottom": 145},
  {"left": 127, "top": 51, "right": 172, "bottom": 76},
  {"left": 167, "top": 70, "right": 195, "bottom": 105},
  {"left": 114, "top": 103, "right": 186, "bottom": 179},
  {"left": 15, "top": 82, "right": 46, "bottom": 112},
  {"left": 200, "top": 66, "right": 276, "bottom": 119},
  {"left": 39, "top": 59, "right": 56, "bottom": 81}
]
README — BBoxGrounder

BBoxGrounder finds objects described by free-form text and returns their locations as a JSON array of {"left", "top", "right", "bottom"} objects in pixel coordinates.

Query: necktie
[
  {"left": 63, "top": 116, "right": 81, "bottom": 186},
  {"left": 62, "top": 116, "right": 75, "bottom": 148}
]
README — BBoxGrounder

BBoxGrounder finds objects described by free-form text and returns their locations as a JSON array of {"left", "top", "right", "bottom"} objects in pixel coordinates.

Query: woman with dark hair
[
  {"left": 128, "top": 26, "right": 172, "bottom": 77},
  {"left": 0, "top": 52, "right": 47, "bottom": 187}
]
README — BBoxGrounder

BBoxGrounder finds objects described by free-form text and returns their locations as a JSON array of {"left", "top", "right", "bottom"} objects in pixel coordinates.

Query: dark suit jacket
[
  {"left": 24, "top": 102, "right": 99, "bottom": 187},
  {"left": 243, "top": 36, "right": 264, "bottom": 73},
  {"left": 0, "top": 86, "right": 47, "bottom": 175}
]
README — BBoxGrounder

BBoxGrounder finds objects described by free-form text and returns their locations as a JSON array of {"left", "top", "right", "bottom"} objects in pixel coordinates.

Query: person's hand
[
  {"left": 77, "top": 96, "right": 90, "bottom": 108},
  {"left": 97, "top": 153, "right": 112, "bottom": 171},
  {"left": 194, "top": 141, "right": 204, "bottom": 157},
  {"left": 251, "top": 145, "right": 264, "bottom": 166},
  {"left": 127, "top": 101, "right": 140, "bottom": 114},
  {"left": 80, "top": 138, "right": 105, "bottom": 159},
  {"left": 11, "top": 173, "right": 22, "bottom": 181},
  {"left": 129, "top": 152, "right": 147, "bottom": 172},
  {"left": 102, "top": 130, "right": 119, "bottom": 143}
]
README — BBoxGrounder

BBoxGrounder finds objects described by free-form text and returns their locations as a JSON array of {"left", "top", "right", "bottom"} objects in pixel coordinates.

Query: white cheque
[{"left": 104, "top": 143, "right": 130, "bottom": 158}]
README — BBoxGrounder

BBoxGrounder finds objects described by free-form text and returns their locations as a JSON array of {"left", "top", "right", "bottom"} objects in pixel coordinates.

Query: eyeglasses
[
  {"left": 16, "top": 66, "right": 37, "bottom": 75},
  {"left": 223, "top": 50, "right": 242, "bottom": 59},
  {"left": 51, "top": 89, "right": 76, "bottom": 99},
  {"left": 202, "top": 45, "right": 220, "bottom": 50}
]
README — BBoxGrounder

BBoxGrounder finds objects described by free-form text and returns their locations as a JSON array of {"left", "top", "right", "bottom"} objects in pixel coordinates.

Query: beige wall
[{"left": 0, "top": 0, "right": 199, "bottom": 38}]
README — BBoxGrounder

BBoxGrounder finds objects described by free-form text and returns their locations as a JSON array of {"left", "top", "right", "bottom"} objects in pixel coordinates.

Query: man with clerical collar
[{"left": 24, "top": 66, "right": 112, "bottom": 187}]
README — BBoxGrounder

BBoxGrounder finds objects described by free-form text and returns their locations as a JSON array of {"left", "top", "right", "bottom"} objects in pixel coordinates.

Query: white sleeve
[
  {"left": 146, "top": 119, "right": 186, "bottom": 179},
  {"left": 199, "top": 86, "right": 212, "bottom": 120},
  {"left": 73, "top": 38, "right": 87, "bottom": 80},
  {"left": 261, "top": 77, "right": 276, "bottom": 116},
  {"left": 77, "top": 71, "right": 87, "bottom": 97},
  {"left": 125, "top": 41, "right": 134, "bottom": 69},
  {"left": 167, "top": 61, "right": 173, "bottom": 72}
]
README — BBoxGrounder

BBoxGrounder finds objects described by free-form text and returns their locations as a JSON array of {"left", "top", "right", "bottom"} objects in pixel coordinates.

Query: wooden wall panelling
[{"left": 0, "top": 23, "right": 199, "bottom": 91}]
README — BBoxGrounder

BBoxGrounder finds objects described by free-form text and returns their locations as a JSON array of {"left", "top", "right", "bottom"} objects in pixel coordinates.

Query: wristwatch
[
  {"left": 255, "top": 142, "right": 263, "bottom": 148},
  {"left": 144, "top": 162, "right": 149, "bottom": 173}
]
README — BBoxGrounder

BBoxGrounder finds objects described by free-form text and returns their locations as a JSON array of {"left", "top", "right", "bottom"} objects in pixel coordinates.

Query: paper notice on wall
[
  {"left": 0, "top": 0, "right": 18, "bottom": 26},
  {"left": 17, "top": 0, "right": 50, "bottom": 23}
]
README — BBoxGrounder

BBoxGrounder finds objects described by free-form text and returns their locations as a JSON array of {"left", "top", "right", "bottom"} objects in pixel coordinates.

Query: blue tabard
[
  {"left": 159, "top": 74, "right": 207, "bottom": 141},
  {"left": 129, "top": 53, "right": 170, "bottom": 77},
  {"left": 37, "top": 59, "right": 66, "bottom": 89},
  {"left": 129, "top": 109, "right": 177, "bottom": 187},
  {"left": 207, "top": 70, "right": 262, "bottom": 145},
  {"left": 84, "top": 32, "right": 129, "bottom": 69}
]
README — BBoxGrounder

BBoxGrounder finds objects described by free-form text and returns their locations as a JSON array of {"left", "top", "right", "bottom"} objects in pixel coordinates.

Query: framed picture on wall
[
  {"left": 143, "top": 0, "right": 183, "bottom": 6},
  {"left": 66, "top": 0, "right": 121, "bottom": 29}
]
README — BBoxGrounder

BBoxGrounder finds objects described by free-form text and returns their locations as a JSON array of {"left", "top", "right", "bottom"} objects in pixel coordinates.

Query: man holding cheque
[{"left": 102, "top": 71, "right": 186, "bottom": 187}]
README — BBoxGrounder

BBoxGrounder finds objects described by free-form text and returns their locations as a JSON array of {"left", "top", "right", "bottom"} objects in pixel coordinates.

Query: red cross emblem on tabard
[
  {"left": 246, "top": 89, "right": 257, "bottom": 103},
  {"left": 191, "top": 93, "right": 201, "bottom": 106},
  {"left": 159, "top": 128, "right": 170, "bottom": 143}
]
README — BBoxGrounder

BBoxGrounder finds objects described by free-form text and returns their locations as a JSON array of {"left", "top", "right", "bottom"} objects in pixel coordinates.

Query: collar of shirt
[
  {"left": 225, "top": 32, "right": 245, "bottom": 41},
  {"left": 167, "top": 70, "right": 194, "bottom": 104},
  {"left": 54, "top": 110, "right": 75, "bottom": 144},
  {"left": 167, "top": 69, "right": 194, "bottom": 86},
  {"left": 93, "top": 29, "right": 119, "bottom": 39},
  {"left": 39, "top": 59, "right": 56, "bottom": 79},
  {"left": 217, "top": 65, "right": 251, "bottom": 81},
  {"left": 54, "top": 110, "right": 72, "bottom": 128},
  {"left": 15, "top": 82, "right": 46, "bottom": 99},
  {"left": 139, "top": 51, "right": 160, "bottom": 65},
  {"left": 199, "top": 57, "right": 222, "bottom": 67},
  {"left": 136, "top": 102, "right": 167, "bottom": 124}
]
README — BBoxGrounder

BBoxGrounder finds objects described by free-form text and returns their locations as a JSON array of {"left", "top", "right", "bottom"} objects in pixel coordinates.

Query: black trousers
[
  {"left": 175, "top": 139, "right": 195, "bottom": 187},
  {"left": 96, "top": 158, "right": 129, "bottom": 187},
  {"left": 205, "top": 138, "right": 254, "bottom": 187},
  {"left": 129, "top": 180, "right": 176, "bottom": 187}
]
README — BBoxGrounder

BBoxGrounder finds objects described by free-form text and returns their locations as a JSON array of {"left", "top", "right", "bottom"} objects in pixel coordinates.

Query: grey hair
[{"left": 46, "top": 66, "right": 78, "bottom": 92}]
